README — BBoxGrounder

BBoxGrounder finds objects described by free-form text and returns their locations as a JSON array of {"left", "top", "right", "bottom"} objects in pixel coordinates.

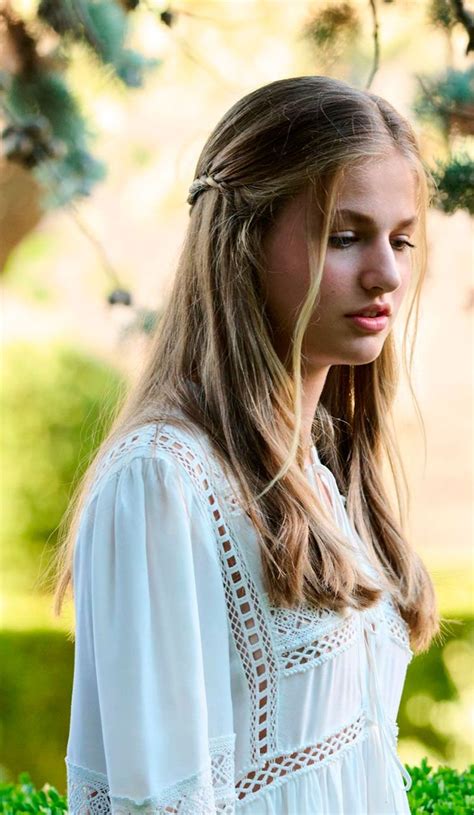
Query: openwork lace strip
[
  {"left": 209, "top": 733, "right": 236, "bottom": 797},
  {"left": 66, "top": 735, "right": 236, "bottom": 814},
  {"left": 265, "top": 601, "right": 344, "bottom": 652},
  {"left": 362, "top": 593, "right": 413, "bottom": 655},
  {"left": 234, "top": 709, "right": 369, "bottom": 804},
  {"left": 92, "top": 421, "right": 244, "bottom": 518},
  {"left": 84, "top": 422, "right": 278, "bottom": 763},
  {"left": 276, "top": 612, "right": 359, "bottom": 676},
  {"left": 206, "top": 457, "right": 246, "bottom": 516},
  {"left": 88, "top": 424, "right": 159, "bottom": 508},
  {"left": 266, "top": 591, "right": 411, "bottom": 675},
  {"left": 156, "top": 427, "right": 279, "bottom": 764},
  {"left": 382, "top": 596, "right": 413, "bottom": 658},
  {"left": 94, "top": 425, "right": 157, "bottom": 474}
]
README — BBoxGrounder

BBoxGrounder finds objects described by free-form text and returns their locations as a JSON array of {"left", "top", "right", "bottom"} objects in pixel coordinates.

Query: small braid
[{"left": 187, "top": 174, "right": 230, "bottom": 206}]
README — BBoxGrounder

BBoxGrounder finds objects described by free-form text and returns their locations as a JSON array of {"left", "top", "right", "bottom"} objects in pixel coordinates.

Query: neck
[
  {"left": 299, "top": 364, "right": 330, "bottom": 457},
  {"left": 269, "top": 330, "right": 331, "bottom": 460}
]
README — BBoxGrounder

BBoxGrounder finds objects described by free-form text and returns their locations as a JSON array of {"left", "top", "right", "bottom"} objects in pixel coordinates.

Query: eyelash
[{"left": 328, "top": 236, "right": 416, "bottom": 252}]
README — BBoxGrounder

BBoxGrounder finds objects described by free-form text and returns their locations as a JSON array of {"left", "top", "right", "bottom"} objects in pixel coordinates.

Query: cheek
[
  {"left": 393, "top": 262, "right": 413, "bottom": 305},
  {"left": 264, "top": 269, "right": 309, "bottom": 333},
  {"left": 314, "top": 261, "right": 349, "bottom": 308},
  {"left": 264, "top": 250, "right": 312, "bottom": 318},
  {"left": 277, "top": 243, "right": 311, "bottom": 286}
]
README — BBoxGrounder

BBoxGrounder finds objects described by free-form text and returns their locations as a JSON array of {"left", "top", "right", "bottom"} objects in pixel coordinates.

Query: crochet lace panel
[
  {"left": 66, "top": 735, "right": 236, "bottom": 814},
  {"left": 66, "top": 712, "right": 381, "bottom": 810},
  {"left": 89, "top": 423, "right": 279, "bottom": 764},
  {"left": 235, "top": 708, "right": 370, "bottom": 804},
  {"left": 268, "top": 606, "right": 359, "bottom": 675},
  {"left": 381, "top": 594, "right": 413, "bottom": 656},
  {"left": 154, "top": 426, "right": 279, "bottom": 764},
  {"left": 90, "top": 422, "right": 243, "bottom": 518}
]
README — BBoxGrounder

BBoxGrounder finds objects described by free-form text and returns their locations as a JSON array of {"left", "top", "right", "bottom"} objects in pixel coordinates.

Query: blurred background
[{"left": 0, "top": 0, "right": 473, "bottom": 796}]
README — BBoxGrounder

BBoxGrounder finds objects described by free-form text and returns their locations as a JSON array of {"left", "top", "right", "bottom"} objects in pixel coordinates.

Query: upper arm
[{"left": 67, "top": 451, "right": 235, "bottom": 813}]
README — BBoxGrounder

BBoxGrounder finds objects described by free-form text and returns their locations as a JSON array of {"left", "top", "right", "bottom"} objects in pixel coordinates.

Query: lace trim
[
  {"left": 66, "top": 734, "right": 236, "bottom": 814},
  {"left": 87, "top": 422, "right": 278, "bottom": 761},
  {"left": 88, "top": 424, "right": 159, "bottom": 508},
  {"left": 359, "top": 594, "right": 413, "bottom": 661},
  {"left": 386, "top": 611, "right": 412, "bottom": 656},
  {"left": 66, "top": 762, "right": 111, "bottom": 815},
  {"left": 206, "top": 456, "right": 245, "bottom": 517},
  {"left": 156, "top": 427, "right": 279, "bottom": 764},
  {"left": 380, "top": 595, "right": 413, "bottom": 658},
  {"left": 265, "top": 600, "right": 344, "bottom": 652},
  {"left": 264, "top": 590, "right": 411, "bottom": 676},
  {"left": 275, "top": 611, "right": 358, "bottom": 676},
  {"left": 91, "top": 421, "right": 246, "bottom": 519},
  {"left": 235, "top": 709, "right": 369, "bottom": 804}
]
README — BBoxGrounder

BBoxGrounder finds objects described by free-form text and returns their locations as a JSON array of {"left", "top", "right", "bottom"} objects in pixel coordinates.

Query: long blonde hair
[{"left": 51, "top": 75, "right": 443, "bottom": 654}]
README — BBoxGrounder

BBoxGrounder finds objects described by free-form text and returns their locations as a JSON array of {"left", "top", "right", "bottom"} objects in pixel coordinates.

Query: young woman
[{"left": 55, "top": 75, "right": 441, "bottom": 814}]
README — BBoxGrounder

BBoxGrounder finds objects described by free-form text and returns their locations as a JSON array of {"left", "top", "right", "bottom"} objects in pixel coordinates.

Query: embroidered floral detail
[
  {"left": 66, "top": 735, "right": 236, "bottom": 814},
  {"left": 234, "top": 709, "right": 369, "bottom": 804}
]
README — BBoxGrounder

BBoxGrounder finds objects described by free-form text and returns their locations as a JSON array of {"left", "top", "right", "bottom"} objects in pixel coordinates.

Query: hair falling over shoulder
[{"left": 49, "top": 75, "right": 443, "bottom": 655}]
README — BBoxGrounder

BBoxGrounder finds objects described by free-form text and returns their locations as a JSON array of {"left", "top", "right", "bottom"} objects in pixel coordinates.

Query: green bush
[
  {"left": 1, "top": 341, "right": 125, "bottom": 592},
  {"left": 0, "top": 772, "right": 67, "bottom": 813},
  {"left": 1, "top": 761, "right": 473, "bottom": 813},
  {"left": 406, "top": 758, "right": 474, "bottom": 813}
]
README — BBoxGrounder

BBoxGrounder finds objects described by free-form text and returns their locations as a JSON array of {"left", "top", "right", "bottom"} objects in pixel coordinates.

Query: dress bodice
[{"left": 65, "top": 419, "right": 413, "bottom": 814}]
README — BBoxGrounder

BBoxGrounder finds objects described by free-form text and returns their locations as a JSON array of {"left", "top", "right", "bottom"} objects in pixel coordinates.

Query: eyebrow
[{"left": 332, "top": 208, "right": 418, "bottom": 229}]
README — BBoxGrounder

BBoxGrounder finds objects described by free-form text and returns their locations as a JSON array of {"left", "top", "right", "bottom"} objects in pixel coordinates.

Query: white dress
[{"left": 65, "top": 418, "right": 414, "bottom": 814}]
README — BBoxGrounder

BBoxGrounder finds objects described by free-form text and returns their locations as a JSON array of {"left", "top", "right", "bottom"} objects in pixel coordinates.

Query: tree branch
[
  {"left": 366, "top": 0, "right": 380, "bottom": 90},
  {"left": 450, "top": 0, "right": 474, "bottom": 54}
]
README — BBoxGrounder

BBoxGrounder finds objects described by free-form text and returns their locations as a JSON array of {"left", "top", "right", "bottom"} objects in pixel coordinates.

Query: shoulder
[
  {"left": 85, "top": 415, "right": 246, "bottom": 527},
  {"left": 86, "top": 418, "right": 219, "bottom": 510}
]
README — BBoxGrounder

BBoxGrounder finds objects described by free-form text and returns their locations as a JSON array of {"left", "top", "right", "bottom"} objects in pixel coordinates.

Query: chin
[
  {"left": 337, "top": 344, "right": 385, "bottom": 366},
  {"left": 305, "top": 337, "right": 386, "bottom": 367}
]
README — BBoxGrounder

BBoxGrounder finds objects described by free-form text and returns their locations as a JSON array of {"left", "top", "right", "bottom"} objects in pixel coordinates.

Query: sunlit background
[{"left": 1, "top": 0, "right": 473, "bottom": 796}]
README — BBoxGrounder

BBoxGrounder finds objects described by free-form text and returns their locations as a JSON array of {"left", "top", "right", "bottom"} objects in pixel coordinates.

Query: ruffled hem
[{"left": 235, "top": 728, "right": 411, "bottom": 814}]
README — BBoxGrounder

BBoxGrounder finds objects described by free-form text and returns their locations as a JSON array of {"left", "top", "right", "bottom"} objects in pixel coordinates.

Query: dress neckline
[{"left": 305, "top": 443, "right": 322, "bottom": 471}]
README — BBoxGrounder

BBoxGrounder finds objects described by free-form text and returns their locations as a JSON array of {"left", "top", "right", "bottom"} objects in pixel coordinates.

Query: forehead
[{"left": 334, "top": 153, "right": 418, "bottom": 214}]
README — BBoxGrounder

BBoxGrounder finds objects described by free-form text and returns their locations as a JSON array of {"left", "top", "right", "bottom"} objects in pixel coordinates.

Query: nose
[{"left": 359, "top": 236, "right": 404, "bottom": 294}]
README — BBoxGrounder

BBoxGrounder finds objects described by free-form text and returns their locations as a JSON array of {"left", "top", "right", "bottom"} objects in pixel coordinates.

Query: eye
[
  {"left": 328, "top": 235, "right": 358, "bottom": 249},
  {"left": 328, "top": 235, "right": 416, "bottom": 252},
  {"left": 391, "top": 238, "right": 416, "bottom": 252}
]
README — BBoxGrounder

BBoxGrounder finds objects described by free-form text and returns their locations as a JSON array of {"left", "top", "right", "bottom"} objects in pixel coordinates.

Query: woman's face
[{"left": 262, "top": 150, "right": 418, "bottom": 369}]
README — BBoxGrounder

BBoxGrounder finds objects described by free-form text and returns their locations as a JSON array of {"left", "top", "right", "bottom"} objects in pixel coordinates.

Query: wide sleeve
[{"left": 65, "top": 452, "right": 236, "bottom": 814}]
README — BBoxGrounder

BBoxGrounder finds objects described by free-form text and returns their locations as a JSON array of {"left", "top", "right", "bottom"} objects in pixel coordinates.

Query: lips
[
  {"left": 346, "top": 313, "right": 388, "bottom": 333},
  {"left": 345, "top": 305, "right": 391, "bottom": 317}
]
